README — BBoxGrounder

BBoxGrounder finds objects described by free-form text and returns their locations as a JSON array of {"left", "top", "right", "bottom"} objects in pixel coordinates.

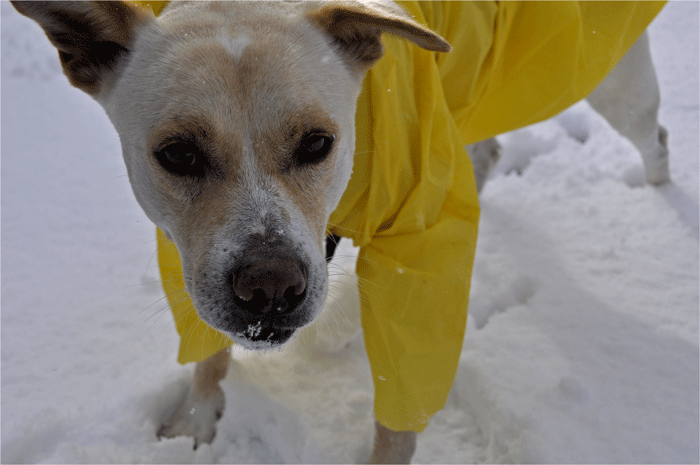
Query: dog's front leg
[
  {"left": 158, "top": 348, "right": 230, "bottom": 449},
  {"left": 368, "top": 420, "right": 417, "bottom": 464}
]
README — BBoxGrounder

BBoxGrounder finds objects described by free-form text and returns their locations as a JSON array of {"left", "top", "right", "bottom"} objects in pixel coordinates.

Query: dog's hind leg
[
  {"left": 467, "top": 138, "right": 502, "bottom": 193},
  {"left": 368, "top": 420, "right": 417, "bottom": 464},
  {"left": 158, "top": 348, "right": 230, "bottom": 449},
  {"left": 586, "top": 31, "right": 670, "bottom": 185}
]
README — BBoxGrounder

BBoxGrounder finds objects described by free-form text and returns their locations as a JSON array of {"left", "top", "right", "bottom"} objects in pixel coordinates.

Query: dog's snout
[{"left": 232, "top": 257, "right": 307, "bottom": 315}]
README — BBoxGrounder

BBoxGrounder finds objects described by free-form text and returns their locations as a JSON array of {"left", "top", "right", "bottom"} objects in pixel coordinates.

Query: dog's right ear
[
  {"left": 11, "top": 1, "right": 153, "bottom": 96},
  {"left": 308, "top": 1, "right": 451, "bottom": 71}
]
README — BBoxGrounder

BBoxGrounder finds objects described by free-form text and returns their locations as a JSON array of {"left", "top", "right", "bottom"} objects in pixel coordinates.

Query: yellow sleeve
[
  {"left": 356, "top": 189, "right": 479, "bottom": 432},
  {"left": 329, "top": 25, "right": 481, "bottom": 432}
]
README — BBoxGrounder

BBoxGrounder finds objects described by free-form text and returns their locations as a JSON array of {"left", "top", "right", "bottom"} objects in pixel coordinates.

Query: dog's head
[{"left": 13, "top": 0, "right": 449, "bottom": 349}]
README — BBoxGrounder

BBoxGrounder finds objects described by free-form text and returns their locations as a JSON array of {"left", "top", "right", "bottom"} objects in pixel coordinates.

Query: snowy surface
[{"left": 2, "top": 2, "right": 698, "bottom": 463}]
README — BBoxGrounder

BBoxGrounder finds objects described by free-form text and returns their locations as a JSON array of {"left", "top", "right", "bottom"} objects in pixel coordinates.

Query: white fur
[{"left": 219, "top": 34, "right": 250, "bottom": 62}]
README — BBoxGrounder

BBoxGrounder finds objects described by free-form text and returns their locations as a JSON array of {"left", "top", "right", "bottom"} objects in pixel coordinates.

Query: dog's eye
[
  {"left": 294, "top": 133, "right": 334, "bottom": 166},
  {"left": 155, "top": 142, "right": 206, "bottom": 177}
]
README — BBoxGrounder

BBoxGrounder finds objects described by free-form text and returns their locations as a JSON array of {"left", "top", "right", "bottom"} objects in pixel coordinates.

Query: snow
[{"left": 1, "top": 2, "right": 698, "bottom": 463}]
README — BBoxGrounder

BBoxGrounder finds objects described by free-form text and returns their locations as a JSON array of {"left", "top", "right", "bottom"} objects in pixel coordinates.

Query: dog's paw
[
  {"left": 644, "top": 125, "right": 670, "bottom": 186},
  {"left": 157, "top": 384, "right": 225, "bottom": 449}
]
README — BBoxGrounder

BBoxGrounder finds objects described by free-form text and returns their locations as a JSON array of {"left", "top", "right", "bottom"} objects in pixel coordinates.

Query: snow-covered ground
[{"left": 1, "top": 2, "right": 698, "bottom": 463}]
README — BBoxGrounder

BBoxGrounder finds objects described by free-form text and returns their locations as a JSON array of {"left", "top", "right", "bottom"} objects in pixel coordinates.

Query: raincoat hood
[{"left": 137, "top": 0, "right": 664, "bottom": 433}]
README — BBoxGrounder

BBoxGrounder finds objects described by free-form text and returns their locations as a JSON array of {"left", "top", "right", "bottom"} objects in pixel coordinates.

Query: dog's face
[
  {"left": 108, "top": 2, "right": 363, "bottom": 349},
  {"left": 12, "top": 0, "right": 449, "bottom": 349}
]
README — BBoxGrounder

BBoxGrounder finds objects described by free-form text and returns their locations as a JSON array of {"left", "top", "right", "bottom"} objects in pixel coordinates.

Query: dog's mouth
[{"left": 226, "top": 322, "right": 297, "bottom": 350}]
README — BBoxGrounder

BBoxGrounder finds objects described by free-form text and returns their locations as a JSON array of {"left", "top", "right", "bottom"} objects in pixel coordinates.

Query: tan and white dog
[{"left": 11, "top": 1, "right": 668, "bottom": 463}]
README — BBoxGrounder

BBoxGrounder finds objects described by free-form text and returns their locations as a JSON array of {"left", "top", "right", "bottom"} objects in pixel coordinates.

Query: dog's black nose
[{"left": 232, "top": 257, "right": 307, "bottom": 315}]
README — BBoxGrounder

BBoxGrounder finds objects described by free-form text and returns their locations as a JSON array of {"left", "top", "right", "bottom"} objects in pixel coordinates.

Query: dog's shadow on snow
[{"left": 458, "top": 201, "right": 699, "bottom": 462}]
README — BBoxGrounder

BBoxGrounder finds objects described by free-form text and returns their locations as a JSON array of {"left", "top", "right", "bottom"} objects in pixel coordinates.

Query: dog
[{"left": 11, "top": 1, "right": 667, "bottom": 462}]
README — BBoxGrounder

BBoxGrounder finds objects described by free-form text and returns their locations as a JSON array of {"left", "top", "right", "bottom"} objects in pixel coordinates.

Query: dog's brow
[
  {"left": 284, "top": 113, "right": 339, "bottom": 140},
  {"left": 151, "top": 118, "right": 213, "bottom": 151}
]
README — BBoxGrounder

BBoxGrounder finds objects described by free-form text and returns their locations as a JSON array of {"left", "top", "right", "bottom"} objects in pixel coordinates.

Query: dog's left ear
[
  {"left": 11, "top": 1, "right": 153, "bottom": 96},
  {"left": 308, "top": 1, "right": 451, "bottom": 70}
]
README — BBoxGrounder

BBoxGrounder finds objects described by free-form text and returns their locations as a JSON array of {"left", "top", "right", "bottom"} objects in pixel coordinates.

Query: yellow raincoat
[{"left": 138, "top": 1, "right": 664, "bottom": 433}]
